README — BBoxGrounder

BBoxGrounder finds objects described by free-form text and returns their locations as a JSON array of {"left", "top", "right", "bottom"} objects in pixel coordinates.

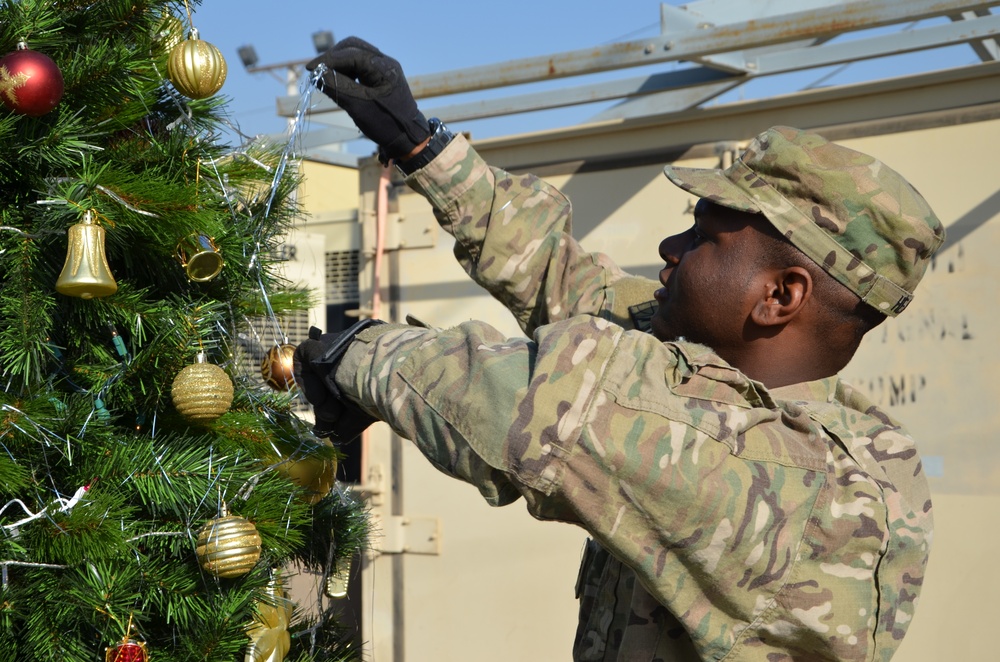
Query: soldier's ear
[{"left": 751, "top": 266, "right": 811, "bottom": 327}]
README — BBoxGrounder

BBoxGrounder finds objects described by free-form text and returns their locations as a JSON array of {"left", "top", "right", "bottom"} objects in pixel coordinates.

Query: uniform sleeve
[
  {"left": 335, "top": 315, "right": 627, "bottom": 513},
  {"left": 405, "top": 134, "right": 658, "bottom": 335}
]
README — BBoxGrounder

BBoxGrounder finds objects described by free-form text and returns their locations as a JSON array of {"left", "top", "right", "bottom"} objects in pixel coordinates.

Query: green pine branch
[{"left": 0, "top": 0, "right": 369, "bottom": 659}]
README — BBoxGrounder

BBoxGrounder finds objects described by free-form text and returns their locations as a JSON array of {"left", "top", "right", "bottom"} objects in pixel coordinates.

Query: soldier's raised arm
[{"left": 308, "top": 37, "right": 657, "bottom": 335}]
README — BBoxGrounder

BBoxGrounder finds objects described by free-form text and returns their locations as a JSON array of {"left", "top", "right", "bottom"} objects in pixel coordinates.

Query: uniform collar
[
  {"left": 769, "top": 374, "right": 840, "bottom": 404},
  {"left": 672, "top": 341, "right": 841, "bottom": 406}
]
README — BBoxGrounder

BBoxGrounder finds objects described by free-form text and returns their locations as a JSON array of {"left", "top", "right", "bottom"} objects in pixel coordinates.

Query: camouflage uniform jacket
[{"left": 336, "top": 135, "right": 933, "bottom": 661}]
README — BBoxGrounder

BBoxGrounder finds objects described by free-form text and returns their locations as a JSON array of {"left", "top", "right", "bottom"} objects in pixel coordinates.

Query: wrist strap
[
  {"left": 312, "top": 319, "right": 386, "bottom": 368},
  {"left": 395, "top": 118, "right": 455, "bottom": 175}
]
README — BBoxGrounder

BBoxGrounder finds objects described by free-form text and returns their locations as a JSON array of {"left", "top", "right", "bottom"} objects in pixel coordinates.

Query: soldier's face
[{"left": 651, "top": 199, "right": 770, "bottom": 351}]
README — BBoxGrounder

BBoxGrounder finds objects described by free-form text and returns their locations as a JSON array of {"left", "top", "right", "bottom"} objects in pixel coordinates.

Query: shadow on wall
[{"left": 937, "top": 186, "right": 1000, "bottom": 255}]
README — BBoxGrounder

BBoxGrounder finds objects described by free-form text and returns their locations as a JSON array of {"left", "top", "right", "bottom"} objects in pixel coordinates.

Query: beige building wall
[
  {"left": 297, "top": 159, "right": 360, "bottom": 216},
  {"left": 295, "top": 62, "right": 1000, "bottom": 661}
]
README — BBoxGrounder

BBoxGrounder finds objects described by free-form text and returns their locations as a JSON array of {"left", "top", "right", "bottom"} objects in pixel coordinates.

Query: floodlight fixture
[
  {"left": 237, "top": 44, "right": 259, "bottom": 69},
  {"left": 312, "top": 30, "right": 335, "bottom": 54}
]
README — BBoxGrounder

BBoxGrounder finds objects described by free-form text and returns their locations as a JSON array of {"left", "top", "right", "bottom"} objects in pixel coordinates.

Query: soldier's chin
[
  {"left": 650, "top": 316, "right": 676, "bottom": 342},
  {"left": 652, "top": 316, "right": 695, "bottom": 344}
]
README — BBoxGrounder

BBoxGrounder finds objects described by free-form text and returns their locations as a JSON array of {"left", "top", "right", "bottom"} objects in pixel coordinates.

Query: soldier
[{"left": 294, "top": 37, "right": 942, "bottom": 661}]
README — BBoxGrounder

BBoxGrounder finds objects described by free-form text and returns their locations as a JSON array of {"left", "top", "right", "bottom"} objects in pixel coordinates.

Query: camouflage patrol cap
[{"left": 662, "top": 126, "right": 945, "bottom": 316}]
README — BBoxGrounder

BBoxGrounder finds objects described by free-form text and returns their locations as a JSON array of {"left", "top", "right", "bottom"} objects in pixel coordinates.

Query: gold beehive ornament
[
  {"left": 171, "top": 352, "right": 234, "bottom": 424},
  {"left": 196, "top": 505, "right": 262, "bottom": 579},
  {"left": 167, "top": 28, "right": 227, "bottom": 99},
  {"left": 55, "top": 210, "right": 118, "bottom": 299}
]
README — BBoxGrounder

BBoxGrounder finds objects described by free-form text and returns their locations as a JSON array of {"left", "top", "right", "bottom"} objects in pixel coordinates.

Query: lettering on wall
[
  {"left": 927, "top": 242, "right": 965, "bottom": 274},
  {"left": 874, "top": 310, "right": 973, "bottom": 344},
  {"left": 270, "top": 245, "right": 298, "bottom": 262},
  {"left": 851, "top": 374, "right": 927, "bottom": 408},
  {"left": 871, "top": 241, "right": 976, "bottom": 343}
]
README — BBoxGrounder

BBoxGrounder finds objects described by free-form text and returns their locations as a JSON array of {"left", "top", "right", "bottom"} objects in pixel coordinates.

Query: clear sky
[
  {"left": 189, "top": 0, "right": 678, "bottom": 144},
  {"left": 187, "top": 0, "right": 980, "bottom": 149}
]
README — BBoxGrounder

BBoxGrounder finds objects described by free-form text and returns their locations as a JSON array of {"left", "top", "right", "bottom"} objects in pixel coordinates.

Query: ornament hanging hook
[{"left": 182, "top": 0, "right": 194, "bottom": 31}]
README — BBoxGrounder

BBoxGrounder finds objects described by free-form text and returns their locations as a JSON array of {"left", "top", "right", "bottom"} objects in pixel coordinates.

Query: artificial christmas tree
[{"left": 0, "top": 1, "right": 368, "bottom": 660}]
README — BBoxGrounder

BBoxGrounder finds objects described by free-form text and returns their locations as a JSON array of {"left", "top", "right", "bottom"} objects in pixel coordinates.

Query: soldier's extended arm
[
  {"left": 405, "top": 134, "right": 657, "bottom": 335},
  {"left": 333, "top": 315, "right": 630, "bottom": 512},
  {"left": 308, "top": 36, "right": 656, "bottom": 336}
]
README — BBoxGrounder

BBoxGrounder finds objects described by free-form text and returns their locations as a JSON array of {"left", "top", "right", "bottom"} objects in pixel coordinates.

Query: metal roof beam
[
  {"left": 751, "top": 10, "right": 1000, "bottom": 73},
  {"left": 429, "top": 10, "right": 1000, "bottom": 122},
  {"left": 282, "top": 0, "right": 1000, "bottom": 119},
  {"left": 281, "top": 10, "right": 1000, "bottom": 125},
  {"left": 950, "top": 8, "right": 1000, "bottom": 60},
  {"left": 406, "top": 0, "right": 997, "bottom": 98},
  {"left": 596, "top": 12, "right": 1000, "bottom": 124},
  {"left": 658, "top": 0, "right": 836, "bottom": 74}
]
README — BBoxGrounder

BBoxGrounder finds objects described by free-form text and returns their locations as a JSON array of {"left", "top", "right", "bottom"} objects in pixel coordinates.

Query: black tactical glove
[
  {"left": 292, "top": 320, "right": 384, "bottom": 442},
  {"left": 306, "top": 36, "right": 430, "bottom": 165}
]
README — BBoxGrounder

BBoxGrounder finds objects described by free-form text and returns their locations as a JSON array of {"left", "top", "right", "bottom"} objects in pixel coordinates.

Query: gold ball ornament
[
  {"left": 196, "top": 513, "right": 262, "bottom": 579},
  {"left": 277, "top": 452, "right": 336, "bottom": 505},
  {"left": 152, "top": 13, "right": 184, "bottom": 56},
  {"left": 167, "top": 29, "right": 227, "bottom": 99},
  {"left": 260, "top": 344, "right": 296, "bottom": 391},
  {"left": 171, "top": 354, "right": 234, "bottom": 424}
]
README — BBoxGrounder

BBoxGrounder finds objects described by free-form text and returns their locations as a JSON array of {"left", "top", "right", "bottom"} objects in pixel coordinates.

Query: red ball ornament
[
  {"left": 0, "top": 42, "right": 64, "bottom": 116},
  {"left": 105, "top": 639, "right": 148, "bottom": 662}
]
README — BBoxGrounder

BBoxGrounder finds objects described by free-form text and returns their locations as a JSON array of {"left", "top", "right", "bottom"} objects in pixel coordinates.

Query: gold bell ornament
[
  {"left": 55, "top": 210, "right": 118, "bottom": 299},
  {"left": 260, "top": 343, "right": 296, "bottom": 391},
  {"left": 171, "top": 352, "right": 233, "bottom": 424},
  {"left": 195, "top": 505, "right": 262, "bottom": 579},
  {"left": 167, "top": 28, "right": 227, "bottom": 99},
  {"left": 325, "top": 563, "right": 351, "bottom": 599},
  {"left": 245, "top": 575, "right": 294, "bottom": 662},
  {"left": 175, "top": 233, "right": 224, "bottom": 282}
]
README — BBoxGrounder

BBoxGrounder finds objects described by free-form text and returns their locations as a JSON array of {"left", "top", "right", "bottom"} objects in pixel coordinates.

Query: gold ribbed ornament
[
  {"left": 55, "top": 210, "right": 118, "bottom": 300},
  {"left": 167, "top": 29, "right": 227, "bottom": 99},
  {"left": 171, "top": 353, "right": 233, "bottom": 424},
  {"left": 196, "top": 512, "right": 262, "bottom": 579}
]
